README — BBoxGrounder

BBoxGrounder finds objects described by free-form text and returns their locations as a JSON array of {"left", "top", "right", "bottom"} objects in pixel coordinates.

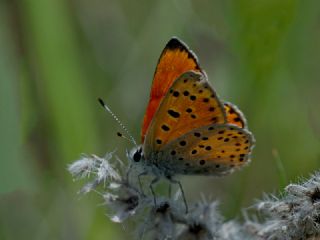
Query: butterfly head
[{"left": 129, "top": 145, "right": 145, "bottom": 164}]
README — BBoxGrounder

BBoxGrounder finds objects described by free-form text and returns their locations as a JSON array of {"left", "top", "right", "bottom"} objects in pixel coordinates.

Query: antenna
[
  {"left": 98, "top": 98, "right": 137, "bottom": 147},
  {"left": 117, "top": 132, "right": 136, "bottom": 144}
]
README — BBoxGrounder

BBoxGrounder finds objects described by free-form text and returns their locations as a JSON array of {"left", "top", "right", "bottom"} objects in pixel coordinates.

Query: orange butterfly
[{"left": 130, "top": 37, "right": 254, "bottom": 180}]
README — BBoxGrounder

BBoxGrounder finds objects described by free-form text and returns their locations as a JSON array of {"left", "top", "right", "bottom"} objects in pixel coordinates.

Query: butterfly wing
[
  {"left": 144, "top": 71, "right": 227, "bottom": 157},
  {"left": 160, "top": 124, "right": 255, "bottom": 176},
  {"left": 224, "top": 102, "right": 247, "bottom": 129},
  {"left": 141, "top": 38, "right": 203, "bottom": 142}
]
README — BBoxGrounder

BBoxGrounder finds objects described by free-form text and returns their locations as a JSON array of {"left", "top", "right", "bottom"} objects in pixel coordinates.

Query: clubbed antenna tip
[{"left": 98, "top": 98, "right": 105, "bottom": 107}]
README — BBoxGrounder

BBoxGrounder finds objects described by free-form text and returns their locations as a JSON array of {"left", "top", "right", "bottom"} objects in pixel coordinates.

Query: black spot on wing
[
  {"left": 161, "top": 124, "right": 170, "bottom": 131},
  {"left": 199, "top": 160, "right": 205, "bottom": 165},
  {"left": 194, "top": 132, "right": 201, "bottom": 137},
  {"left": 173, "top": 91, "right": 179, "bottom": 97},
  {"left": 168, "top": 109, "right": 180, "bottom": 118},
  {"left": 183, "top": 91, "right": 190, "bottom": 96}
]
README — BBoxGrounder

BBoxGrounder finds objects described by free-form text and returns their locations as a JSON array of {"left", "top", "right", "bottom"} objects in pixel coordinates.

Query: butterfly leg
[
  {"left": 125, "top": 149, "right": 133, "bottom": 182},
  {"left": 137, "top": 171, "right": 148, "bottom": 194},
  {"left": 149, "top": 176, "right": 160, "bottom": 207},
  {"left": 125, "top": 163, "right": 133, "bottom": 182},
  {"left": 168, "top": 178, "right": 188, "bottom": 213}
]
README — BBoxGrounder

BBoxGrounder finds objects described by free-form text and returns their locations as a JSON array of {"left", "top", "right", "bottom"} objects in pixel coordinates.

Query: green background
[{"left": 1, "top": 0, "right": 320, "bottom": 239}]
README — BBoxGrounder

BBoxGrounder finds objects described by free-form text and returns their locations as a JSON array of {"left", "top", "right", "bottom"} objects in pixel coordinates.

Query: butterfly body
[{"left": 130, "top": 37, "right": 255, "bottom": 179}]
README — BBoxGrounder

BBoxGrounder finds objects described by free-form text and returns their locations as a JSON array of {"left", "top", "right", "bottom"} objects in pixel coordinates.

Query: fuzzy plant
[{"left": 68, "top": 152, "right": 320, "bottom": 240}]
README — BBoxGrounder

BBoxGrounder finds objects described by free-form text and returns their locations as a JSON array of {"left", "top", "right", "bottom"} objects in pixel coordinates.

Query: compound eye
[{"left": 133, "top": 150, "right": 141, "bottom": 162}]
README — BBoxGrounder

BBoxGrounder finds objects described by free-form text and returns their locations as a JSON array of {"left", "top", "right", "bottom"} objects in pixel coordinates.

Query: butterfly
[{"left": 129, "top": 37, "right": 255, "bottom": 180}]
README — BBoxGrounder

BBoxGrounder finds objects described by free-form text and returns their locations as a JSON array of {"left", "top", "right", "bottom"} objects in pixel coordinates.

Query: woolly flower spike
[
  {"left": 68, "top": 153, "right": 121, "bottom": 194},
  {"left": 103, "top": 184, "right": 140, "bottom": 223},
  {"left": 68, "top": 154, "right": 96, "bottom": 179},
  {"left": 218, "top": 221, "right": 248, "bottom": 240},
  {"left": 138, "top": 201, "right": 176, "bottom": 239},
  {"left": 69, "top": 151, "right": 320, "bottom": 240},
  {"left": 138, "top": 198, "right": 225, "bottom": 239},
  {"left": 68, "top": 152, "right": 148, "bottom": 223},
  {"left": 176, "top": 202, "right": 223, "bottom": 240},
  {"left": 248, "top": 171, "right": 320, "bottom": 239}
]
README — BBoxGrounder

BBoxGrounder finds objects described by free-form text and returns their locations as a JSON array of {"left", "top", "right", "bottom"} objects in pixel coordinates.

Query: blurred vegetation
[{"left": 1, "top": 0, "right": 320, "bottom": 239}]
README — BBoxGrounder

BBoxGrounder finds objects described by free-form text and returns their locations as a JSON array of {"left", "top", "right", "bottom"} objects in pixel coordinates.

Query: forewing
[
  {"left": 144, "top": 71, "right": 227, "bottom": 156},
  {"left": 141, "top": 38, "right": 203, "bottom": 142}
]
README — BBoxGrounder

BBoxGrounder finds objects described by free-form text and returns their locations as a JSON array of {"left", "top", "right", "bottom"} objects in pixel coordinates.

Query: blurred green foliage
[{"left": 1, "top": 0, "right": 320, "bottom": 239}]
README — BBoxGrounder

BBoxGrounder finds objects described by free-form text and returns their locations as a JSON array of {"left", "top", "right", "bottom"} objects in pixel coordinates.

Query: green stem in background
[
  {"left": 272, "top": 149, "right": 288, "bottom": 190},
  {"left": 0, "top": 2, "right": 30, "bottom": 193},
  {"left": 20, "top": 0, "right": 100, "bottom": 170},
  {"left": 18, "top": 0, "right": 120, "bottom": 238}
]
